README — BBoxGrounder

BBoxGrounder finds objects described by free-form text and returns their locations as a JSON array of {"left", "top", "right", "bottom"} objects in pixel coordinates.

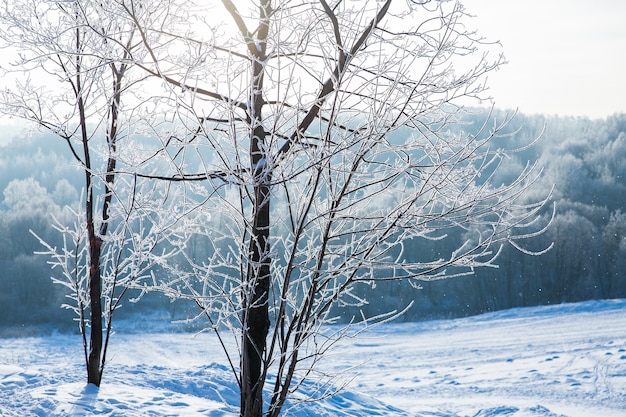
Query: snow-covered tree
[
  {"left": 0, "top": 0, "right": 180, "bottom": 386},
  {"left": 111, "top": 1, "right": 552, "bottom": 415},
  {"left": 3, "top": 0, "right": 552, "bottom": 414}
]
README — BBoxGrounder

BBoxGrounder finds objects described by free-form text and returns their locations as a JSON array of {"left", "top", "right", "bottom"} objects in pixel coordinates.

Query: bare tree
[
  {"left": 113, "top": 1, "right": 553, "bottom": 415},
  {"left": 0, "top": 0, "right": 178, "bottom": 386},
  {"left": 4, "top": 0, "right": 552, "bottom": 415}
]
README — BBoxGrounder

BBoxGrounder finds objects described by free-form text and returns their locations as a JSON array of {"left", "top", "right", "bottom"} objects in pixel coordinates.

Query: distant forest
[{"left": 1, "top": 109, "right": 625, "bottom": 329}]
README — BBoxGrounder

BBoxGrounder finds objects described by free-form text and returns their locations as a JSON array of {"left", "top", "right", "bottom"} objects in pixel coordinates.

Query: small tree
[{"left": 0, "top": 0, "right": 178, "bottom": 386}]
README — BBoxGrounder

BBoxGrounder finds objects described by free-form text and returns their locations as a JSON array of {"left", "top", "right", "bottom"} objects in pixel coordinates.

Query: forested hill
[
  {"left": 362, "top": 110, "right": 626, "bottom": 320},
  {"left": 1, "top": 110, "right": 625, "bottom": 328}
]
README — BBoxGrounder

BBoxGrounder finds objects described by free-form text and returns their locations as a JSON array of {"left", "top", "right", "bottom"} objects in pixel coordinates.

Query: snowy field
[{"left": 1, "top": 299, "right": 625, "bottom": 417}]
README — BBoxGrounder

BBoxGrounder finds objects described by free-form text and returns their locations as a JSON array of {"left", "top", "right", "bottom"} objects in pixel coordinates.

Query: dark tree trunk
[
  {"left": 77, "top": 61, "right": 104, "bottom": 387},
  {"left": 73, "top": 20, "right": 104, "bottom": 387},
  {"left": 81, "top": 59, "right": 124, "bottom": 389},
  {"left": 240, "top": 3, "right": 271, "bottom": 414},
  {"left": 241, "top": 115, "right": 272, "bottom": 416},
  {"left": 87, "top": 233, "right": 103, "bottom": 386},
  {"left": 241, "top": 179, "right": 271, "bottom": 417}
]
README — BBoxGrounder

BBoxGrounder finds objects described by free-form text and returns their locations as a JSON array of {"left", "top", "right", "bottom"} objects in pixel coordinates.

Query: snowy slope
[{"left": 1, "top": 299, "right": 625, "bottom": 416}]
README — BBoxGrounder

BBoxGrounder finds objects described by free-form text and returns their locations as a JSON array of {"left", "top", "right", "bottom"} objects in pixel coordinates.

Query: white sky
[
  {"left": 1, "top": 0, "right": 624, "bottom": 129},
  {"left": 461, "top": 0, "right": 626, "bottom": 118}
]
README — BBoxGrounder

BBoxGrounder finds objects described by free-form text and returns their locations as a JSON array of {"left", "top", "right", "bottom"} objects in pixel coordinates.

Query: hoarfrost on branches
[
  {"left": 109, "top": 1, "right": 552, "bottom": 415},
  {"left": 1, "top": 0, "right": 552, "bottom": 415}
]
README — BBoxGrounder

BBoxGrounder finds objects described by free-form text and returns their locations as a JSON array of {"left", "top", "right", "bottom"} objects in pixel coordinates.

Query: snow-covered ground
[{"left": 1, "top": 299, "right": 625, "bottom": 416}]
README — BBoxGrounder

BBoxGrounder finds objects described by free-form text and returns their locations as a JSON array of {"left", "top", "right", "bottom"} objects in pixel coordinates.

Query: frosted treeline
[{"left": 1, "top": 110, "right": 625, "bottom": 329}]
